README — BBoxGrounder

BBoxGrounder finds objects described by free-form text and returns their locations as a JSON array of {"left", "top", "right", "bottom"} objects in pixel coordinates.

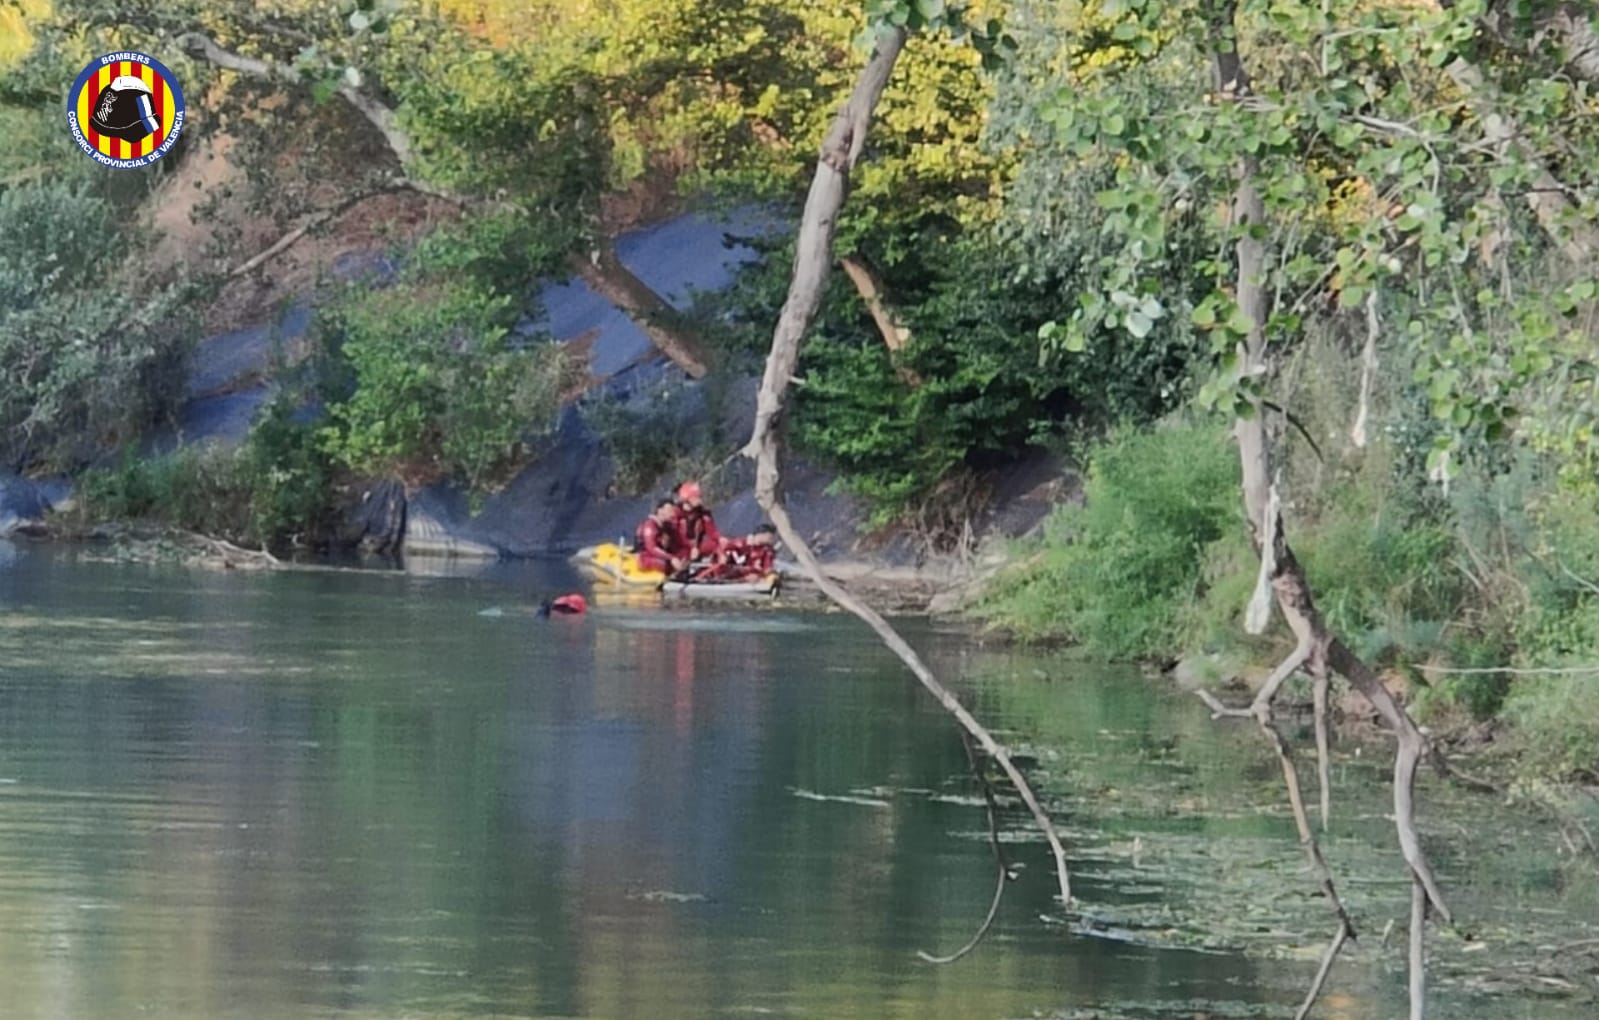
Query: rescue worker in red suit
[
  {"left": 634, "top": 499, "right": 688, "bottom": 574},
  {"left": 672, "top": 480, "right": 724, "bottom": 560},
  {"left": 694, "top": 524, "right": 778, "bottom": 583}
]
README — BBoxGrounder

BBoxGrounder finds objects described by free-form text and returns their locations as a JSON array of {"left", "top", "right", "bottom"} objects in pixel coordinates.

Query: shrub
[
  {"left": 584, "top": 381, "right": 709, "bottom": 496},
  {"left": 978, "top": 420, "right": 1240, "bottom": 657},
  {"left": 1503, "top": 669, "right": 1599, "bottom": 782},
  {"left": 77, "top": 446, "right": 251, "bottom": 541},
  {"left": 317, "top": 282, "right": 576, "bottom": 493},
  {"left": 240, "top": 396, "right": 338, "bottom": 546},
  {"left": 705, "top": 231, "right": 1207, "bottom": 527},
  {"left": 76, "top": 399, "right": 341, "bottom": 550},
  {"left": 0, "top": 179, "right": 198, "bottom": 469}
]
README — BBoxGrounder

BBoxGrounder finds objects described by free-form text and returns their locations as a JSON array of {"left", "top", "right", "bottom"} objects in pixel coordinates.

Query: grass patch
[{"left": 977, "top": 419, "right": 1239, "bottom": 658}]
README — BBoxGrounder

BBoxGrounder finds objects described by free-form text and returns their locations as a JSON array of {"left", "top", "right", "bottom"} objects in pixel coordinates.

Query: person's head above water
[
  {"left": 675, "top": 480, "right": 704, "bottom": 508},
  {"left": 652, "top": 498, "right": 680, "bottom": 521},
  {"left": 537, "top": 593, "right": 588, "bottom": 618},
  {"left": 749, "top": 523, "right": 778, "bottom": 546}
]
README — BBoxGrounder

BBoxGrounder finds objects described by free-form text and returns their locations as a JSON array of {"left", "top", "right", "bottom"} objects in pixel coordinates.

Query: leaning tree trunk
[
  {"left": 839, "top": 254, "right": 921, "bottom": 386},
  {"left": 568, "top": 240, "right": 712, "bottom": 379},
  {"left": 1206, "top": 3, "right": 1451, "bottom": 1017},
  {"left": 742, "top": 24, "right": 1075, "bottom": 912}
]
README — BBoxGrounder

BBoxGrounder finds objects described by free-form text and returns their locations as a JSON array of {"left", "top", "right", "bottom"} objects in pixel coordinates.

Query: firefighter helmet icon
[
  {"left": 67, "top": 52, "right": 186, "bottom": 169},
  {"left": 89, "top": 74, "right": 161, "bottom": 143}
]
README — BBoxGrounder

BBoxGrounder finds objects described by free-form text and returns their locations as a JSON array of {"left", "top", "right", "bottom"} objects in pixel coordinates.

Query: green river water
[{"left": 0, "top": 542, "right": 1594, "bottom": 1019}]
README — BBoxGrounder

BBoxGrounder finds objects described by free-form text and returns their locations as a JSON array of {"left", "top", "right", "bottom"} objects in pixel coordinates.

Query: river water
[{"left": 1, "top": 544, "right": 1594, "bottom": 1019}]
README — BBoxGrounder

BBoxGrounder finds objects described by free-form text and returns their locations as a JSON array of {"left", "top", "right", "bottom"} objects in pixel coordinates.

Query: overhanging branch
[
  {"left": 179, "top": 32, "right": 412, "bottom": 167},
  {"left": 743, "top": 24, "right": 1075, "bottom": 915}
]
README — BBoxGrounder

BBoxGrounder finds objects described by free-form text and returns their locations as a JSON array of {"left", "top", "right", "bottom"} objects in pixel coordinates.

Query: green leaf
[
  {"left": 1103, "top": 113, "right": 1126, "bottom": 137},
  {"left": 915, "top": 0, "right": 946, "bottom": 23},
  {"left": 1191, "top": 303, "right": 1217, "bottom": 329},
  {"left": 1126, "top": 310, "right": 1153, "bottom": 338}
]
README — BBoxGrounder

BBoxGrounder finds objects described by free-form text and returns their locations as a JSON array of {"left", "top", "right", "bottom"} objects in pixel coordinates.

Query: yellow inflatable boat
[
  {"left": 573, "top": 542, "right": 669, "bottom": 588},
  {"left": 571, "top": 543, "right": 781, "bottom": 598}
]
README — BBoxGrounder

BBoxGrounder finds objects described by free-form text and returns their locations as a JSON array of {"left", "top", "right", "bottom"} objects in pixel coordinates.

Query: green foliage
[
  {"left": 584, "top": 382, "right": 709, "bottom": 497},
  {"left": 239, "top": 395, "right": 338, "bottom": 546},
  {"left": 316, "top": 281, "right": 574, "bottom": 494},
  {"left": 792, "top": 339, "right": 965, "bottom": 523},
  {"left": 979, "top": 421, "right": 1240, "bottom": 657},
  {"left": 0, "top": 176, "right": 199, "bottom": 470},
  {"left": 405, "top": 210, "right": 568, "bottom": 295},
  {"left": 712, "top": 230, "right": 1201, "bottom": 526},
  {"left": 77, "top": 446, "right": 251, "bottom": 541},
  {"left": 1296, "top": 477, "right": 1465, "bottom": 658},
  {"left": 1503, "top": 671, "right": 1599, "bottom": 782},
  {"left": 998, "top": 0, "right": 1599, "bottom": 490},
  {"left": 75, "top": 400, "right": 338, "bottom": 549}
]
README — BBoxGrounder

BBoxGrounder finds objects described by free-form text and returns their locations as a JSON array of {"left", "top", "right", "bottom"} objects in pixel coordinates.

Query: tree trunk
[
  {"left": 1208, "top": 2, "right": 1450, "bottom": 1014},
  {"left": 839, "top": 254, "right": 921, "bottom": 386},
  {"left": 742, "top": 24, "right": 1075, "bottom": 913},
  {"left": 567, "top": 241, "right": 711, "bottom": 379}
]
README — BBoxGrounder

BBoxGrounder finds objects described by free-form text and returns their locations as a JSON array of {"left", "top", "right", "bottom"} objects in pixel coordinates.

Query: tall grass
[
  {"left": 978, "top": 420, "right": 1239, "bottom": 658},
  {"left": 982, "top": 332, "right": 1599, "bottom": 781}
]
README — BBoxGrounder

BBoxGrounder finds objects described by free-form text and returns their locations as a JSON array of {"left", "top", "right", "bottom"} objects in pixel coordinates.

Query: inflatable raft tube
[
  {"left": 660, "top": 573, "right": 781, "bottom": 599},
  {"left": 572, "top": 542, "right": 668, "bottom": 588}
]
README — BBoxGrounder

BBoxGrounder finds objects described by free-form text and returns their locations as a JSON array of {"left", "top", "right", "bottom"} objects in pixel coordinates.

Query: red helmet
[{"left": 550, "top": 593, "right": 588, "bottom": 615}]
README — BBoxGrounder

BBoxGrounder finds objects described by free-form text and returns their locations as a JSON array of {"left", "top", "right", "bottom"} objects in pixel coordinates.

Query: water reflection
[{"left": 4, "top": 549, "right": 1584, "bottom": 1019}]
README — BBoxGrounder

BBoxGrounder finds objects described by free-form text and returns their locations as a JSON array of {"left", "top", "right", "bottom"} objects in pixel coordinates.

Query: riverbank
[
  {"left": 972, "top": 410, "right": 1599, "bottom": 796},
  {"left": 1, "top": 520, "right": 1004, "bottom": 617}
]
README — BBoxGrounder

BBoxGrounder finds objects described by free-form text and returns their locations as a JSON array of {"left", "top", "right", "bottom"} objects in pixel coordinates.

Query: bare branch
[
  {"left": 1296, "top": 923, "right": 1353, "bottom": 1020},
  {"left": 1193, "top": 688, "right": 1256, "bottom": 719},
  {"left": 1313, "top": 664, "right": 1333, "bottom": 831},
  {"left": 1351, "top": 289, "right": 1380, "bottom": 448},
  {"left": 1410, "top": 879, "right": 1428, "bottom": 1020},
  {"left": 1250, "top": 638, "right": 1311, "bottom": 711},
  {"left": 1328, "top": 640, "right": 1451, "bottom": 923},
  {"left": 179, "top": 32, "right": 413, "bottom": 167},
  {"left": 919, "top": 733, "right": 1010, "bottom": 965},
  {"left": 743, "top": 25, "right": 1074, "bottom": 913},
  {"left": 839, "top": 254, "right": 921, "bottom": 386},
  {"left": 568, "top": 242, "right": 710, "bottom": 379},
  {"left": 227, "top": 178, "right": 443, "bottom": 278},
  {"left": 1559, "top": 560, "right": 1599, "bottom": 598},
  {"left": 1257, "top": 701, "right": 1359, "bottom": 942},
  {"left": 1212, "top": 3, "right": 1451, "bottom": 1011},
  {"left": 1200, "top": 673, "right": 1359, "bottom": 1017}
]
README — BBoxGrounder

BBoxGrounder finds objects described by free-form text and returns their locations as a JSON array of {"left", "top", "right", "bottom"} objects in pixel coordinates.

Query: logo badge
[{"left": 66, "top": 51, "right": 186, "bottom": 169}]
